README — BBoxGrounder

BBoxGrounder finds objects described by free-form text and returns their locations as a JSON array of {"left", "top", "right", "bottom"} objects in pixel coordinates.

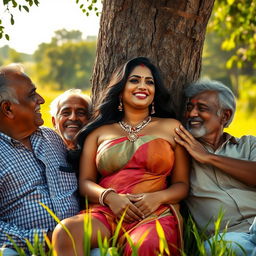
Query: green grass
[{"left": 2, "top": 203, "right": 245, "bottom": 256}]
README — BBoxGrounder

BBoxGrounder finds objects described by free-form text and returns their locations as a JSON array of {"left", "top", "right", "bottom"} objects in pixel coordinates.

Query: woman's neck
[{"left": 123, "top": 110, "right": 150, "bottom": 126}]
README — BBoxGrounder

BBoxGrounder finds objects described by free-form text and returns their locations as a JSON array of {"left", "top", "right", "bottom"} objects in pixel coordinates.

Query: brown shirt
[{"left": 186, "top": 133, "right": 256, "bottom": 235}]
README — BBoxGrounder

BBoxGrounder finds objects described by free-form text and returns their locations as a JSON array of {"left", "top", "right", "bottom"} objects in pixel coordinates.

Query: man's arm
[
  {"left": 174, "top": 125, "right": 256, "bottom": 186},
  {"left": 0, "top": 220, "right": 49, "bottom": 250}
]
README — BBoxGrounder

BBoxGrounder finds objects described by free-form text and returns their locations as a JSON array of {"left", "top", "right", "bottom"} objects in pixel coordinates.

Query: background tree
[
  {"left": 1, "top": 0, "right": 255, "bottom": 115},
  {"left": 209, "top": 0, "right": 256, "bottom": 68},
  {"left": 34, "top": 29, "right": 96, "bottom": 90},
  {"left": 0, "top": 45, "right": 32, "bottom": 65},
  {"left": 91, "top": 0, "right": 215, "bottom": 116}
]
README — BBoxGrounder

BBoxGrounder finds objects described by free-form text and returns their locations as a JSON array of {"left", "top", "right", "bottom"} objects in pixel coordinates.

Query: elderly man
[
  {"left": 175, "top": 79, "right": 256, "bottom": 255},
  {"left": 0, "top": 64, "right": 79, "bottom": 255},
  {"left": 50, "top": 89, "right": 91, "bottom": 149}
]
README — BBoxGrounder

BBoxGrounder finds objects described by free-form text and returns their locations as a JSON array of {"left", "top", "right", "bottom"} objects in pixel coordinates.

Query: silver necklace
[{"left": 119, "top": 116, "right": 152, "bottom": 142}]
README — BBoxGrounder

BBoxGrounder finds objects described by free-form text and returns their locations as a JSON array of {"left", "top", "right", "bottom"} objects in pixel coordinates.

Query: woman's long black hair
[{"left": 69, "top": 57, "right": 175, "bottom": 170}]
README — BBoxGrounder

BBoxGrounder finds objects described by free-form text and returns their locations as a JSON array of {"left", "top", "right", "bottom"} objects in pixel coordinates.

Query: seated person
[
  {"left": 50, "top": 89, "right": 91, "bottom": 149},
  {"left": 0, "top": 64, "right": 79, "bottom": 255},
  {"left": 52, "top": 57, "right": 190, "bottom": 256},
  {"left": 175, "top": 79, "right": 256, "bottom": 255}
]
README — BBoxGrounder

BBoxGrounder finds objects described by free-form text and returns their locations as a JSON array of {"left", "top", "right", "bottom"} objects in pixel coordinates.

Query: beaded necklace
[{"left": 119, "top": 116, "right": 151, "bottom": 142}]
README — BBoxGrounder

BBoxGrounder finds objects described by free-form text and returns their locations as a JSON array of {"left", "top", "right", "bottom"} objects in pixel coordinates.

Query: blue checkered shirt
[{"left": 0, "top": 127, "right": 79, "bottom": 251}]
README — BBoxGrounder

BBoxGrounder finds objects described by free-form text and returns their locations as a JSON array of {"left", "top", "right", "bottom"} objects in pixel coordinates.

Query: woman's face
[{"left": 121, "top": 65, "right": 155, "bottom": 112}]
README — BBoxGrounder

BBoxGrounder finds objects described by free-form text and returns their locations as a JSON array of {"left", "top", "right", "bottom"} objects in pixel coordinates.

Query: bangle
[{"left": 99, "top": 188, "right": 116, "bottom": 206}]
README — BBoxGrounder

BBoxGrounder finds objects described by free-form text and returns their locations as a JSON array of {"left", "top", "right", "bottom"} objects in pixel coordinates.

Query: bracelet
[{"left": 99, "top": 188, "right": 116, "bottom": 206}]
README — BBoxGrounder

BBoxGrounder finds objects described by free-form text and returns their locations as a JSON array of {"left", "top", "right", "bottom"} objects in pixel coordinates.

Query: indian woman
[{"left": 52, "top": 57, "right": 189, "bottom": 256}]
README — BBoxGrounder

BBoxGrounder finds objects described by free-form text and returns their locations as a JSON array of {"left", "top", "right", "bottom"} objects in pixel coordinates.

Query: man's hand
[{"left": 174, "top": 125, "right": 211, "bottom": 164}]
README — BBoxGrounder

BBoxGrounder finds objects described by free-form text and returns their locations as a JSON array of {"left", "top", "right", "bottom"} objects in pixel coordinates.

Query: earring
[
  {"left": 151, "top": 102, "right": 155, "bottom": 115},
  {"left": 118, "top": 99, "right": 123, "bottom": 111}
]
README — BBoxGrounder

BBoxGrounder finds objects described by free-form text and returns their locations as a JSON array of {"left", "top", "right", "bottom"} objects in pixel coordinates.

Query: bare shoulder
[
  {"left": 149, "top": 117, "right": 182, "bottom": 147},
  {"left": 87, "top": 123, "right": 116, "bottom": 138},
  {"left": 92, "top": 123, "right": 121, "bottom": 145},
  {"left": 154, "top": 117, "right": 181, "bottom": 130}
]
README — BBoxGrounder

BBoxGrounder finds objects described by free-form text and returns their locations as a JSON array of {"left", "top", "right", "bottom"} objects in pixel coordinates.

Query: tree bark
[{"left": 91, "top": 0, "right": 215, "bottom": 116}]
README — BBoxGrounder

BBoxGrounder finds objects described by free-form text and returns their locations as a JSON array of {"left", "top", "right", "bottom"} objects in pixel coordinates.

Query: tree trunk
[{"left": 91, "top": 0, "right": 215, "bottom": 116}]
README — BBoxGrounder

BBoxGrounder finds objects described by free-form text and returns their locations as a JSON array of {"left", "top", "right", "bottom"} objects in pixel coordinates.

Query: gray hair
[
  {"left": 185, "top": 79, "right": 236, "bottom": 127},
  {"left": 0, "top": 63, "right": 24, "bottom": 104},
  {"left": 50, "top": 89, "right": 92, "bottom": 118}
]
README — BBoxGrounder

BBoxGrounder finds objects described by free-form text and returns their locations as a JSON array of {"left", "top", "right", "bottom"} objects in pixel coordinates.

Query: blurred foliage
[
  {"left": 0, "top": 45, "right": 33, "bottom": 64},
  {"left": 201, "top": 31, "right": 256, "bottom": 98},
  {"left": 34, "top": 29, "right": 96, "bottom": 90},
  {"left": 209, "top": 0, "right": 256, "bottom": 68}
]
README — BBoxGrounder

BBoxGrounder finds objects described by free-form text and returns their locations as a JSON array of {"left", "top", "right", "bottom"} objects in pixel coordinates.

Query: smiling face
[
  {"left": 121, "top": 65, "right": 155, "bottom": 113},
  {"left": 185, "top": 90, "right": 224, "bottom": 139},
  {"left": 9, "top": 73, "right": 45, "bottom": 134},
  {"left": 52, "top": 95, "right": 89, "bottom": 148}
]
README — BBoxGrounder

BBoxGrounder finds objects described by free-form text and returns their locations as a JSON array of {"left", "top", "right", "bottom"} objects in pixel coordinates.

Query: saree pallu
[{"left": 87, "top": 135, "right": 184, "bottom": 255}]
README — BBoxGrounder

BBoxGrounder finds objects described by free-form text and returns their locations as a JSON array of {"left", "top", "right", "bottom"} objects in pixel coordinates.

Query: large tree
[{"left": 91, "top": 0, "right": 215, "bottom": 116}]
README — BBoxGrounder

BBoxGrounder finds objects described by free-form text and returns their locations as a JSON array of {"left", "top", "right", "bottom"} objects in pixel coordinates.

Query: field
[{"left": 38, "top": 89, "right": 256, "bottom": 137}]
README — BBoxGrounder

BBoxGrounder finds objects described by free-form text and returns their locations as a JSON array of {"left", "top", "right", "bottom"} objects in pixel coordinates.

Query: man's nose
[
  {"left": 37, "top": 93, "right": 45, "bottom": 104},
  {"left": 188, "top": 107, "right": 199, "bottom": 117},
  {"left": 69, "top": 111, "right": 77, "bottom": 120}
]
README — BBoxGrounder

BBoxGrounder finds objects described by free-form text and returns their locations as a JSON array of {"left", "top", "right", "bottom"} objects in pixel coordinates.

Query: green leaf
[
  {"left": 23, "top": 5, "right": 30, "bottom": 12},
  {"left": 10, "top": 14, "right": 15, "bottom": 25},
  {"left": 3, "top": 0, "right": 10, "bottom": 5},
  {"left": 156, "top": 220, "right": 170, "bottom": 255},
  {"left": 39, "top": 202, "right": 78, "bottom": 256},
  {"left": 83, "top": 211, "right": 92, "bottom": 256},
  {"left": 34, "top": 0, "right": 39, "bottom": 6},
  {"left": 76, "top": 0, "right": 79, "bottom": 3},
  {"left": 12, "top": 0, "right": 17, "bottom": 7},
  {"left": 112, "top": 208, "right": 127, "bottom": 247},
  {"left": 5, "top": 34, "right": 10, "bottom": 40}
]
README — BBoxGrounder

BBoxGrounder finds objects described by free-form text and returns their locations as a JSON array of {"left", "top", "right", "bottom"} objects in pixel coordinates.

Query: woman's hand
[
  {"left": 104, "top": 192, "right": 144, "bottom": 223},
  {"left": 128, "top": 193, "right": 161, "bottom": 218}
]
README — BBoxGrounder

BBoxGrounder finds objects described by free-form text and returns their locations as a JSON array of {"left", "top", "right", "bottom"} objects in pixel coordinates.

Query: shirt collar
[
  {"left": 222, "top": 132, "right": 238, "bottom": 145},
  {"left": 0, "top": 128, "right": 43, "bottom": 147},
  {"left": 199, "top": 132, "right": 238, "bottom": 152}
]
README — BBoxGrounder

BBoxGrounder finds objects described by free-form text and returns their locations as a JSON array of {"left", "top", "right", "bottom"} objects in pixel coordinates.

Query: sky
[{"left": 0, "top": 0, "right": 101, "bottom": 54}]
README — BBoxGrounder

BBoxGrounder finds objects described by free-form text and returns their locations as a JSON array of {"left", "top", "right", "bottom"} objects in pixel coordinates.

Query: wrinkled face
[
  {"left": 9, "top": 73, "right": 45, "bottom": 134},
  {"left": 185, "top": 91, "right": 223, "bottom": 138},
  {"left": 52, "top": 95, "right": 89, "bottom": 146},
  {"left": 121, "top": 65, "right": 155, "bottom": 112}
]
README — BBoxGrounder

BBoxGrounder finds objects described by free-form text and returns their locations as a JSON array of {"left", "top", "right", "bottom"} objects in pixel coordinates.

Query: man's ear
[
  {"left": 221, "top": 109, "right": 232, "bottom": 126},
  {"left": 0, "top": 101, "right": 14, "bottom": 118},
  {"left": 52, "top": 116, "right": 56, "bottom": 127}
]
